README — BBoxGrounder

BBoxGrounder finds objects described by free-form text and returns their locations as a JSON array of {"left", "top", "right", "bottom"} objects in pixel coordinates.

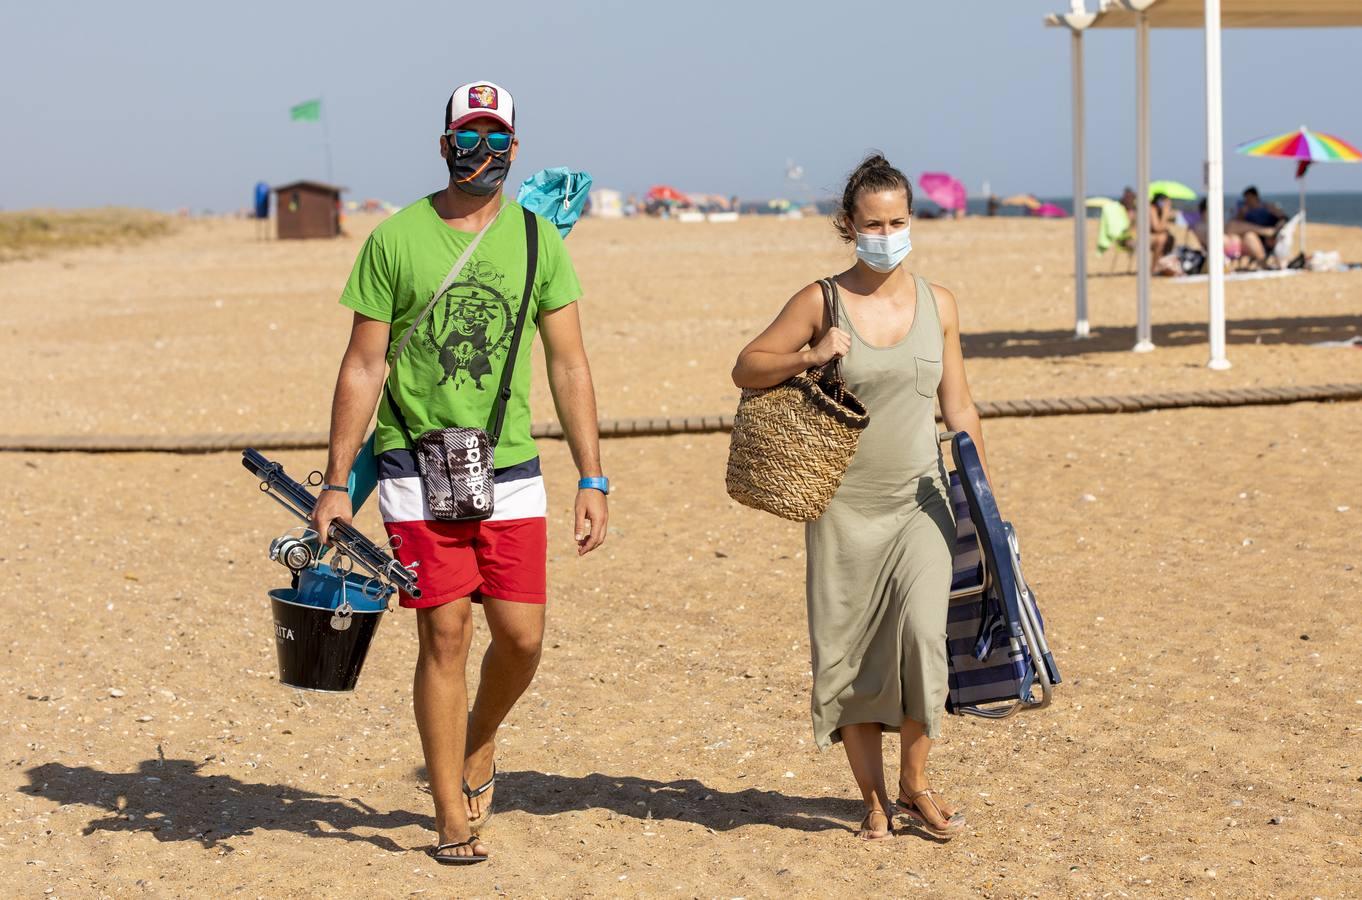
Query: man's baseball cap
[{"left": 446, "top": 81, "right": 515, "bottom": 132}]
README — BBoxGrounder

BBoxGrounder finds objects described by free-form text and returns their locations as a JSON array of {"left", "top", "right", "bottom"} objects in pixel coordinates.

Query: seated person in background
[
  {"left": 1235, "top": 186, "right": 1287, "bottom": 229},
  {"left": 1150, "top": 193, "right": 1176, "bottom": 260},
  {"left": 1191, "top": 197, "right": 1270, "bottom": 270},
  {"left": 1149, "top": 192, "right": 1182, "bottom": 274},
  {"left": 1119, "top": 186, "right": 1137, "bottom": 217},
  {"left": 1230, "top": 186, "right": 1287, "bottom": 253},
  {"left": 1108, "top": 187, "right": 1139, "bottom": 252}
]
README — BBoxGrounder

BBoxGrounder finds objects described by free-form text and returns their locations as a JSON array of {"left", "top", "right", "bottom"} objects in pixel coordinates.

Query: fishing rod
[{"left": 241, "top": 448, "right": 421, "bottom": 598}]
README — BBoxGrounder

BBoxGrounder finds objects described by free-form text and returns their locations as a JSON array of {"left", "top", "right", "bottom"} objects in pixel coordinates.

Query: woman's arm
[
  {"left": 732, "top": 283, "right": 850, "bottom": 389},
  {"left": 934, "top": 283, "right": 992, "bottom": 483}
]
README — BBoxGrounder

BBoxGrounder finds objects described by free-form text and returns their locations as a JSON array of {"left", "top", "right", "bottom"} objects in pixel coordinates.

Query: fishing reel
[
  {"left": 269, "top": 528, "right": 319, "bottom": 574},
  {"left": 242, "top": 447, "right": 420, "bottom": 598}
]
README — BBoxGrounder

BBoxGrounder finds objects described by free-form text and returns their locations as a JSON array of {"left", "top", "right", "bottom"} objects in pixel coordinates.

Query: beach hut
[
  {"left": 589, "top": 188, "right": 623, "bottom": 218},
  {"left": 273, "top": 180, "right": 343, "bottom": 240},
  {"left": 1046, "top": 0, "right": 1362, "bottom": 368}
]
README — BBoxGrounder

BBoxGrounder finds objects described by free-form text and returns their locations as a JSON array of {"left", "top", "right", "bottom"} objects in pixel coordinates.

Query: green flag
[{"left": 290, "top": 99, "right": 321, "bottom": 122}]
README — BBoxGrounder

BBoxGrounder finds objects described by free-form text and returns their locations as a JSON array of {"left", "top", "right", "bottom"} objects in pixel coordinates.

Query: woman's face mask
[
  {"left": 854, "top": 225, "right": 912, "bottom": 273},
  {"left": 445, "top": 133, "right": 513, "bottom": 196}
]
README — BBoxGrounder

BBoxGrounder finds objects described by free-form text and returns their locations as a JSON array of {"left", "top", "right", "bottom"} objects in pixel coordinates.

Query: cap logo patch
[{"left": 468, "top": 86, "right": 498, "bottom": 110}]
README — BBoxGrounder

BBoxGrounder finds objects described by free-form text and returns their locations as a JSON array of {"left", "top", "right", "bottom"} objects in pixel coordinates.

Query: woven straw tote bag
[{"left": 726, "top": 278, "right": 869, "bottom": 521}]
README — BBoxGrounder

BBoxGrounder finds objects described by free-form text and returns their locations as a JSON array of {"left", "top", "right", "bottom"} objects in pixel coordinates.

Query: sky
[{"left": 3, "top": 0, "right": 1360, "bottom": 212}]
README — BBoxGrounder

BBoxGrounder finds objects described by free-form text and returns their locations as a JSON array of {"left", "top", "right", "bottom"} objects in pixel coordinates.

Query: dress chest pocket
[{"left": 913, "top": 356, "right": 943, "bottom": 398}]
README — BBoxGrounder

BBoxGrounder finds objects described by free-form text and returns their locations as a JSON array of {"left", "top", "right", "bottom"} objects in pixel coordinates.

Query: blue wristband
[{"left": 578, "top": 476, "right": 609, "bottom": 495}]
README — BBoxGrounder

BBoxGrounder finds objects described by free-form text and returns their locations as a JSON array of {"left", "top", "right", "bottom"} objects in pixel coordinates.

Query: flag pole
[{"left": 320, "top": 94, "right": 334, "bottom": 185}]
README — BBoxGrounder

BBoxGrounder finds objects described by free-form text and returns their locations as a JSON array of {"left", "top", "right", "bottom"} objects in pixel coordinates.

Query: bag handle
[{"left": 815, "top": 277, "right": 845, "bottom": 386}]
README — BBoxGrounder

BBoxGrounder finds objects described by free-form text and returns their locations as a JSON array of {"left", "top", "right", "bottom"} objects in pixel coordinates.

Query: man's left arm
[{"left": 539, "top": 302, "right": 608, "bottom": 556}]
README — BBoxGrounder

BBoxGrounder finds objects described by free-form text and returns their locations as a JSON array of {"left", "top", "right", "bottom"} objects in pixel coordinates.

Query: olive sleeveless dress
[{"left": 804, "top": 274, "right": 955, "bottom": 749}]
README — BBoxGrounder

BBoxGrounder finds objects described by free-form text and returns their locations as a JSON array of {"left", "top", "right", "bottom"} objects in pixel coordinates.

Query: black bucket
[{"left": 269, "top": 563, "right": 389, "bottom": 692}]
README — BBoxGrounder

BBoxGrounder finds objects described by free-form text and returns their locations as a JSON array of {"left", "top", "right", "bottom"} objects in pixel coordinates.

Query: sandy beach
[{"left": 2, "top": 214, "right": 1360, "bottom": 898}]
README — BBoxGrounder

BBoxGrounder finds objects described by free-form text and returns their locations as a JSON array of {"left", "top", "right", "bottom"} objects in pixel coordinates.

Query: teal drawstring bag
[
  {"left": 516, "top": 167, "right": 592, "bottom": 238},
  {"left": 345, "top": 172, "right": 589, "bottom": 517}
]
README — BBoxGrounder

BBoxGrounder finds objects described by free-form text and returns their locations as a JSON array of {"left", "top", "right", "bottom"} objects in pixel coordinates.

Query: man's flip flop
[
  {"left": 429, "top": 838, "right": 488, "bottom": 866},
  {"left": 463, "top": 762, "right": 496, "bottom": 833}
]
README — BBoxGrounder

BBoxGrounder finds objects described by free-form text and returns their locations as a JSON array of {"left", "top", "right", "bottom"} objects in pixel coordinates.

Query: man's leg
[
  {"left": 464, "top": 595, "right": 545, "bottom": 821},
  {"left": 413, "top": 598, "right": 486, "bottom": 858}
]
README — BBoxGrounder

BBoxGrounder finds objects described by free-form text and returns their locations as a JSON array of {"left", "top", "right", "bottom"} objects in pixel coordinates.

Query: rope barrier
[{"left": 3, "top": 382, "right": 1360, "bottom": 454}]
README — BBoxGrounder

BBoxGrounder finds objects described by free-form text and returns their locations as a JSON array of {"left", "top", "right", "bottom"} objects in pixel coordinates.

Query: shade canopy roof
[{"left": 1047, "top": 0, "right": 1362, "bottom": 29}]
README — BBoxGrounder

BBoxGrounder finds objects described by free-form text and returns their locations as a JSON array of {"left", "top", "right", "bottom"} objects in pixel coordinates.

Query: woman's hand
[
  {"left": 732, "top": 283, "right": 840, "bottom": 389},
  {"left": 807, "top": 326, "right": 851, "bottom": 367}
]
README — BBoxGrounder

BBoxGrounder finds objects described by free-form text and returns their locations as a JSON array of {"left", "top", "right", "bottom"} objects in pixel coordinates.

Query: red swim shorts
[{"left": 377, "top": 451, "right": 548, "bottom": 608}]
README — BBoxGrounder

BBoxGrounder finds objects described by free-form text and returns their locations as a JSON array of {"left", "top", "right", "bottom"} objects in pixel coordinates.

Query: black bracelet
[{"left": 319, "top": 483, "right": 349, "bottom": 494}]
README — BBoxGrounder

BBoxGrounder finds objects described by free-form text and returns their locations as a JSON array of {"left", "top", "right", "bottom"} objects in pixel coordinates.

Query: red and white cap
[{"left": 445, "top": 81, "right": 515, "bottom": 132}]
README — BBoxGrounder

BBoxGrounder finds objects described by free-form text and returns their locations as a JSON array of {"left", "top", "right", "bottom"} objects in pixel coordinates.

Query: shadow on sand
[
  {"left": 22, "top": 758, "right": 429, "bottom": 852},
  {"left": 962, "top": 314, "right": 1361, "bottom": 360},
  {"left": 493, "top": 769, "right": 859, "bottom": 834},
  {"left": 22, "top": 759, "right": 861, "bottom": 853}
]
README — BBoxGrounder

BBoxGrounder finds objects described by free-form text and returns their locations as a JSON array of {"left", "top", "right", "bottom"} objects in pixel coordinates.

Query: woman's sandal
[
  {"left": 856, "top": 809, "right": 894, "bottom": 841},
  {"left": 897, "top": 788, "right": 966, "bottom": 840},
  {"left": 429, "top": 837, "right": 488, "bottom": 866},
  {"left": 463, "top": 762, "right": 496, "bottom": 833}
]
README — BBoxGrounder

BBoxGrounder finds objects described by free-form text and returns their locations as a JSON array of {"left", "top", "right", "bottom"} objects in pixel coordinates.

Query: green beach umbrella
[{"left": 1147, "top": 180, "right": 1196, "bottom": 201}]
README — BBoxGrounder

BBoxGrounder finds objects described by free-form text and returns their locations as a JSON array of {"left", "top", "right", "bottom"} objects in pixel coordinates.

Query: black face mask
[{"left": 447, "top": 141, "right": 511, "bottom": 197}]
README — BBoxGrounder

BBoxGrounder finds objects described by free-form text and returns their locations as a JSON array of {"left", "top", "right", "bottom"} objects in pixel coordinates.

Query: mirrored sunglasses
[{"left": 447, "top": 129, "right": 513, "bottom": 154}]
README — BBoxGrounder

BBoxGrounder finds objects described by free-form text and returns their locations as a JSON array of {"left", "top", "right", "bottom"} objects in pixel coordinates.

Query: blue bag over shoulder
[{"left": 516, "top": 167, "right": 593, "bottom": 238}]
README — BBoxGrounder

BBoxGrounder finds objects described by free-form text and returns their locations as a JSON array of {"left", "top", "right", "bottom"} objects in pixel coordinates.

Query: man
[
  {"left": 1231, "top": 185, "right": 1288, "bottom": 258},
  {"left": 311, "top": 80, "right": 609, "bottom": 865},
  {"left": 1235, "top": 185, "right": 1287, "bottom": 230}
]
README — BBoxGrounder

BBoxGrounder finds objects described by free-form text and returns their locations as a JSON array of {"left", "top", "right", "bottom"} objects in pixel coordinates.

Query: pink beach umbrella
[
  {"left": 1033, "top": 203, "right": 1068, "bottom": 218},
  {"left": 919, "top": 172, "right": 967, "bottom": 212}
]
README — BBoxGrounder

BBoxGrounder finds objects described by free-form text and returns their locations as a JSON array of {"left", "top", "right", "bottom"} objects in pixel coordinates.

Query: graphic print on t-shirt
[{"left": 422, "top": 259, "right": 518, "bottom": 389}]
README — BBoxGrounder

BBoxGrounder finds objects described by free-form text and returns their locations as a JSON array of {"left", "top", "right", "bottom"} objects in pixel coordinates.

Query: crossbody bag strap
[
  {"left": 383, "top": 199, "right": 505, "bottom": 445},
  {"left": 486, "top": 206, "right": 540, "bottom": 446}
]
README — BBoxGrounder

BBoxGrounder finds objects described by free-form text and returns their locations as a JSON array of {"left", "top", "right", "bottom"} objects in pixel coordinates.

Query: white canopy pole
[
  {"left": 1134, "top": 10, "right": 1154, "bottom": 352},
  {"left": 1205, "top": 0, "right": 1230, "bottom": 369},
  {"left": 1072, "top": 27, "right": 1089, "bottom": 338}
]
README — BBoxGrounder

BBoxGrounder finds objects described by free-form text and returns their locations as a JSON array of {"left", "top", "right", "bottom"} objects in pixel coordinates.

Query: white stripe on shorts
[{"left": 379, "top": 474, "right": 547, "bottom": 524}]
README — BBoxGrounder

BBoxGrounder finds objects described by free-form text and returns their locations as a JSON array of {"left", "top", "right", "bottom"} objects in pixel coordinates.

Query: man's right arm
[{"left": 310, "top": 312, "right": 391, "bottom": 543}]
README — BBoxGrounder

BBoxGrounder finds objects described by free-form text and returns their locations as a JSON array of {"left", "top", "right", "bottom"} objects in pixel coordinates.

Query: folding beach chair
[
  {"left": 1094, "top": 199, "right": 1135, "bottom": 274},
  {"left": 943, "top": 432, "right": 1061, "bottom": 718}
]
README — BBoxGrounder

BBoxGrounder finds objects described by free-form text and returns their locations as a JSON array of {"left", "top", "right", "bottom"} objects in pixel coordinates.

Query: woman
[
  {"left": 1192, "top": 197, "right": 1270, "bottom": 271},
  {"left": 731, "top": 155, "right": 991, "bottom": 842}
]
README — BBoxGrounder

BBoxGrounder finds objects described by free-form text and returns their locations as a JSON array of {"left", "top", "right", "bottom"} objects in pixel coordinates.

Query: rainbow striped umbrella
[
  {"left": 1234, "top": 126, "right": 1361, "bottom": 253},
  {"left": 1235, "top": 126, "right": 1361, "bottom": 165}
]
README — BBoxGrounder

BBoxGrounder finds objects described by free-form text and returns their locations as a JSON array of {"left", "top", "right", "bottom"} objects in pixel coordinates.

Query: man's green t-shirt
[{"left": 339, "top": 195, "right": 581, "bottom": 468}]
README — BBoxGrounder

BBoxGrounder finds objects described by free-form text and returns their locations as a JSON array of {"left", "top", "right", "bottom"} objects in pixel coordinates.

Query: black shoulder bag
[{"left": 383, "top": 204, "right": 539, "bottom": 521}]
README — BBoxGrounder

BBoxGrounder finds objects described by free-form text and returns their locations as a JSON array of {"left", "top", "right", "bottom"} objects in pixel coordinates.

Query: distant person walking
[
  {"left": 731, "top": 155, "right": 991, "bottom": 842},
  {"left": 311, "top": 80, "right": 609, "bottom": 865}
]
